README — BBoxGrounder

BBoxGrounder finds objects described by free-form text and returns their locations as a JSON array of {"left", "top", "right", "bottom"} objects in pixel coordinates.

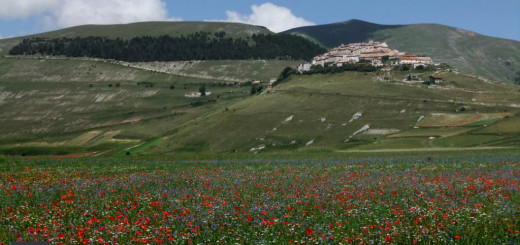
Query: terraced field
[{"left": 417, "top": 113, "right": 511, "bottom": 127}]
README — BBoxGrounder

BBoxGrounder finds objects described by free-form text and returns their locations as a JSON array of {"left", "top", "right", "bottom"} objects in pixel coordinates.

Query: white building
[
  {"left": 297, "top": 41, "right": 433, "bottom": 72},
  {"left": 185, "top": 91, "right": 212, "bottom": 98},
  {"left": 297, "top": 63, "right": 312, "bottom": 72}
]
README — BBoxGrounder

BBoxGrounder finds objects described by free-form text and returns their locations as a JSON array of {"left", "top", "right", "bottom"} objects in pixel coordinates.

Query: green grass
[
  {"left": 116, "top": 138, "right": 163, "bottom": 156},
  {"left": 389, "top": 127, "right": 473, "bottom": 138},
  {"left": 435, "top": 135, "right": 509, "bottom": 147},
  {"left": 1, "top": 57, "right": 519, "bottom": 155},
  {"left": 0, "top": 145, "right": 83, "bottom": 156},
  {"left": 348, "top": 137, "right": 432, "bottom": 151},
  {"left": 164, "top": 59, "right": 301, "bottom": 82},
  {"left": 473, "top": 116, "right": 520, "bottom": 134},
  {"left": 0, "top": 56, "right": 253, "bottom": 146},
  {"left": 0, "top": 56, "right": 213, "bottom": 83},
  {"left": 418, "top": 113, "right": 511, "bottom": 127},
  {"left": 145, "top": 70, "right": 520, "bottom": 153}
]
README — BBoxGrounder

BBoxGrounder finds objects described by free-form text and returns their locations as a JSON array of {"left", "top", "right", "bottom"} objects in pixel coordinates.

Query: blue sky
[{"left": 1, "top": 0, "right": 519, "bottom": 41}]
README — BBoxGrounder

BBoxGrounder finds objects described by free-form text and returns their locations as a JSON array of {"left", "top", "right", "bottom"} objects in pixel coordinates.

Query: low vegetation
[
  {"left": 1, "top": 155, "right": 518, "bottom": 243},
  {"left": 146, "top": 69, "right": 520, "bottom": 154},
  {"left": 302, "top": 63, "right": 377, "bottom": 75}
]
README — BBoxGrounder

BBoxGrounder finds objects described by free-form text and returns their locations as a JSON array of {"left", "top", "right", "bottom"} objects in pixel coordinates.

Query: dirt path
[{"left": 50, "top": 151, "right": 100, "bottom": 159}]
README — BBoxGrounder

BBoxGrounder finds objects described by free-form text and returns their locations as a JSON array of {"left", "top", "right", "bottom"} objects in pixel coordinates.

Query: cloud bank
[
  {"left": 0, "top": 0, "right": 179, "bottom": 29},
  {"left": 0, "top": 0, "right": 59, "bottom": 19},
  {"left": 224, "top": 3, "right": 314, "bottom": 32}
]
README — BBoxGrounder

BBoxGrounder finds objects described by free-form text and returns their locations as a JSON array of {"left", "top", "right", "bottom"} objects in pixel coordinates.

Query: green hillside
[
  {"left": 284, "top": 19, "right": 520, "bottom": 84},
  {"left": 142, "top": 69, "right": 520, "bottom": 154},
  {"left": 0, "top": 56, "right": 255, "bottom": 154},
  {"left": 127, "top": 59, "right": 300, "bottom": 82},
  {"left": 2, "top": 60, "right": 519, "bottom": 155},
  {"left": 0, "top": 21, "right": 301, "bottom": 156},
  {"left": 0, "top": 21, "right": 272, "bottom": 55},
  {"left": 1, "top": 21, "right": 520, "bottom": 156}
]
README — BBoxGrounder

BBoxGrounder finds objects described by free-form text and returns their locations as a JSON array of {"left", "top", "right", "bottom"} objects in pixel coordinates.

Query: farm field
[
  {"left": 417, "top": 113, "right": 511, "bottom": 127},
  {"left": 1, "top": 153, "right": 519, "bottom": 244}
]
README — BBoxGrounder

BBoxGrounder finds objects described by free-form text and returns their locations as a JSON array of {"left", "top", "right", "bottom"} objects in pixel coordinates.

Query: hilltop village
[{"left": 298, "top": 41, "right": 433, "bottom": 71}]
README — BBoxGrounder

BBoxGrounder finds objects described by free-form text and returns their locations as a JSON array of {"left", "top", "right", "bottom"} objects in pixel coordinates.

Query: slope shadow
[{"left": 284, "top": 19, "right": 402, "bottom": 48}]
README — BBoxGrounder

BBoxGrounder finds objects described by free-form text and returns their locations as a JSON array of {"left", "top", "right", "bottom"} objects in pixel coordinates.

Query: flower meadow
[{"left": 0, "top": 157, "right": 519, "bottom": 244}]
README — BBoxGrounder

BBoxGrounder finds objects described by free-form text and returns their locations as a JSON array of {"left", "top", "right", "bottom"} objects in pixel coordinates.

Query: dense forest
[
  {"left": 9, "top": 32, "right": 326, "bottom": 61},
  {"left": 302, "top": 62, "right": 377, "bottom": 74}
]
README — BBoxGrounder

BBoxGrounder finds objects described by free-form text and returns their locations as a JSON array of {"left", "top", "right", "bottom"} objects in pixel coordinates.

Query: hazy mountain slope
[
  {"left": 284, "top": 20, "right": 402, "bottom": 48},
  {"left": 284, "top": 20, "right": 520, "bottom": 84}
]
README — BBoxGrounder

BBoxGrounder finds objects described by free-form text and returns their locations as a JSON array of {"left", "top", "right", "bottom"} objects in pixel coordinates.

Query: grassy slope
[
  {"left": 2, "top": 65, "right": 519, "bottom": 155},
  {"left": 126, "top": 59, "right": 301, "bottom": 82},
  {"left": 284, "top": 20, "right": 520, "bottom": 84},
  {"left": 167, "top": 60, "right": 300, "bottom": 82},
  {"left": 0, "top": 21, "right": 296, "bottom": 155},
  {"left": 0, "top": 56, "right": 252, "bottom": 151},
  {"left": 146, "top": 70, "right": 520, "bottom": 154},
  {"left": 1, "top": 21, "right": 519, "bottom": 155}
]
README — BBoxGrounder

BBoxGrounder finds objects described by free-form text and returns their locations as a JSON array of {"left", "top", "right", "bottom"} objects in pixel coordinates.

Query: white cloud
[
  {"left": 48, "top": 0, "right": 177, "bottom": 28},
  {"left": 223, "top": 2, "right": 314, "bottom": 32},
  {"left": 0, "top": 0, "right": 59, "bottom": 19},
  {"left": 0, "top": 0, "right": 181, "bottom": 29}
]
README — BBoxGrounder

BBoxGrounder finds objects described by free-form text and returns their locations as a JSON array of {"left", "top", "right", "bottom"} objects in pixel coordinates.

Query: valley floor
[{"left": 1, "top": 153, "right": 519, "bottom": 244}]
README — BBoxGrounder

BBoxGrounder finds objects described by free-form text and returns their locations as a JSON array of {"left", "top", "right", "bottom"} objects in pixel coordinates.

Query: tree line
[
  {"left": 9, "top": 32, "right": 326, "bottom": 62},
  {"left": 302, "top": 62, "right": 377, "bottom": 75}
]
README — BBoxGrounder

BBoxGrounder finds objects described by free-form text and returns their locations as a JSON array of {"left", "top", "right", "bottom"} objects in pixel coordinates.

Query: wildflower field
[{"left": 1, "top": 155, "right": 519, "bottom": 244}]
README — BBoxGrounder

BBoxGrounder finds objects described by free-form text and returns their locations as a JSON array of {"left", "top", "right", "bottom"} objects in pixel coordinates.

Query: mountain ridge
[
  {"left": 284, "top": 19, "right": 520, "bottom": 84},
  {"left": 0, "top": 21, "right": 273, "bottom": 56}
]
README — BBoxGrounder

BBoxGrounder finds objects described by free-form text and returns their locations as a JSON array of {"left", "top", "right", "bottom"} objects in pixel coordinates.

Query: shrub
[
  {"left": 199, "top": 85, "right": 206, "bottom": 96},
  {"left": 250, "top": 84, "right": 263, "bottom": 95}
]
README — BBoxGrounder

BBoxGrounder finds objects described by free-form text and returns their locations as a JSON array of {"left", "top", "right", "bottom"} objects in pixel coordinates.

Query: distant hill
[
  {"left": 4, "top": 22, "right": 325, "bottom": 62},
  {"left": 9, "top": 21, "right": 272, "bottom": 39},
  {"left": 0, "top": 21, "right": 273, "bottom": 56},
  {"left": 284, "top": 19, "right": 520, "bottom": 84}
]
